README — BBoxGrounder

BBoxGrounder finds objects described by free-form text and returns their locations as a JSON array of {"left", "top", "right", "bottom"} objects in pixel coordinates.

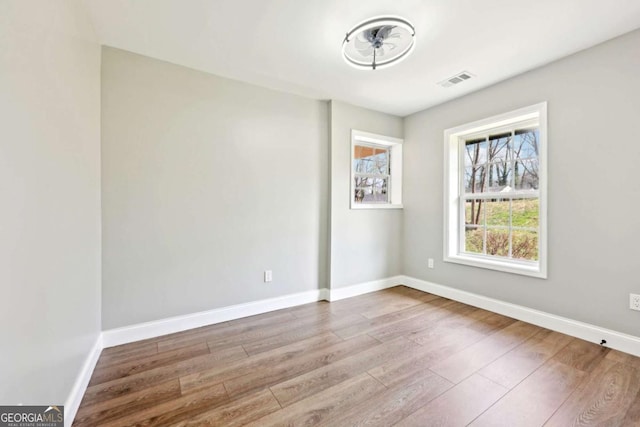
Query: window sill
[
  {"left": 444, "top": 253, "right": 546, "bottom": 279},
  {"left": 350, "top": 204, "right": 404, "bottom": 210}
]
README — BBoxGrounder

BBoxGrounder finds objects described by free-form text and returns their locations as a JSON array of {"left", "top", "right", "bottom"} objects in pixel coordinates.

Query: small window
[
  {"left": 351, "top": 130, "right": 403, "bottom": 209},
  {"left": 444, "top": 103, "right": 547, "bottom": 277}
]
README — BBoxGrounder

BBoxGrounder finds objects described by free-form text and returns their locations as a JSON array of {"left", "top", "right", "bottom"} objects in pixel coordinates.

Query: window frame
[
  {"left": 443, "top": 103, "right": 547, "bottom": 278},
  {"left": 350, "top": 130, "right": 403, "bottom": 209}
]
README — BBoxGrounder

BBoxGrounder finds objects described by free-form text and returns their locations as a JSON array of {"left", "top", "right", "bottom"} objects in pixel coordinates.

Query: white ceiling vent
[{"left": 438, "top": 71, "right": 474, "bottom": 88}]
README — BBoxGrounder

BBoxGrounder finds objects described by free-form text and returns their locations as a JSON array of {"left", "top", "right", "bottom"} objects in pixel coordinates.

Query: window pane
[
  {"left": 486, "top": 161, "right": 512, "bottom": 192},
  {"left": 486, "top": 228, "right": 509, "bottom": 257},
  {"left": 514, "top": 129, "right": 539, "bottom": 161},
  {"left": 512, "top": 198, "right": 539, "bottom": 228},
  {"left": 354, "top": 176, "right": 372, "bottom": 203},
  {"left": 486, "top": 198, "right": 510, "bottom": 227},
  {"left": 464, "top": 138, "right": 487, "bottom": 167},
  {"left": 464, "top": 226, "right": 484, "bottom": 254},
  {"left": 488, "top": 133, "right": 512, "bottom": 162},
  {"left": 464, "top": 165, "right": 486, "bottom": 193},
  {"left": 464, "top": 198, "right": 485, "bottom": 226},
  {"left": 354, "top": 176, "right": 388, "bottom": 203},
  {"left": 514, "top": 159, "right": 539, "bottom": 190},
  {"left": 512, "top": 230, "right": 538, "bottom": 261},
  {"left": 353, "top": 145, "right": 389, "bottom": 174}
]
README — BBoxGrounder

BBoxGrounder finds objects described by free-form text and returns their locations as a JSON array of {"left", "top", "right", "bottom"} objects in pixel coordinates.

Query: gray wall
[
  {"left": 0, "top": 1, "right": 102, "bottom": 405},
  {"left": 403, "top": 29, "right": 640, "bottom": 336},
  {"left": 330, "top": 101, "right": 404, "bottom": 288},
  {"left": 101, "top": 48, "right": 329, "bottom": 329}
]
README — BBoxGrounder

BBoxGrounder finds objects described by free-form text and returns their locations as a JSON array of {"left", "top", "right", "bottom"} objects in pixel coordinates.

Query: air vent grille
[{"left": 438, "top": 71, "right": 474, "bottom": 88}]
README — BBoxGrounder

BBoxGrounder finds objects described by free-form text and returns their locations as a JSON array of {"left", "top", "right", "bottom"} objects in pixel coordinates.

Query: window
[
  {"left": 351, "top": 130, "right": 403, "bottom": 209},
  {"left": 444, "top": 103, "right": 547, "bottom": 278}
]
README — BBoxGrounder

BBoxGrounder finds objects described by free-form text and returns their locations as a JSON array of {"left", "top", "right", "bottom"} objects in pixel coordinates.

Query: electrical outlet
[
  {"left": 630, "top": 293, "right": 640, "bottom": 311},
  {"left": 428, "top": 258, "right": 434, "bottom": 269},
  {"left": 264, "top": 270, "right": 272, "bottom": 283}
]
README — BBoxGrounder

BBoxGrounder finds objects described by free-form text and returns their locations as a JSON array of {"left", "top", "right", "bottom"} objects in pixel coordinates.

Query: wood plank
[
  {"left": 392, "top": 286, "right": 442, "bottom": 302},
  {"left": 89, "top": 342, "right": 209, "bottom": 386},
  {"left": 368, "top": 300, "right": 467, "bottom": 342},
  {"left": 270, "top": 337, "right": 420, "bottom": 407},
  {"left": 397, "top": 374, "right": 507, "bottom": 427},
  {"left": 240, "top": 313, "right": 365, "bottom": 355},
  {"left": 81, "top": 344, "right": 246, "bottom": 406},
  {"left": 325, "top": 288, "right": 419, "bottom": 314},
  {"left": 465, "top": 311, "right": 517, "bottom": 335},
  {"left": 171, "top": 389, "right": 281, "bottom": 427},
  {"left": 621, "top": 386, "right": 640, "bottom": 425},
  {"left": 205, "top": 312, "right": 362, "bottom": 354},
  {"left": 544, "top": 358, "right": 640, "bottom": 426},
  {"left": 430, "top": 321, "right": 541, "bottom": 383},
  {"left": 282, "top": 301, "right": 332, "bottom": 319},
  {"left": 244, "top": 373, "right": 386, "bottom": 427},
  {"left": 96, "top": 342, "right": 158, "bottom": 369},
  {"left": 407, "top": 304, "right": 496, "bottom": 346},
  {"left": 478, "top": 329, "right": 573, "bottom": 389},
  {"left": 100, "top": 339, "right": 158, "bottom": 357},
  {"left": 72, "top": 379, "right": 181, "bottom": 427},
  {"left": 82, "top": 361, "right": 183, "bottom": 406},
  {"left": 470, "top": 359, "right": 586, "bottom": 426},
  {"left": 369, "top": 324, "right": 488, "bottom": 387},
  {"left": 223, "top": 334, "right": 379, "bottom": 397},
  {"left": 330, "top": 369, "right": 452, "bottom": 426},
  {"left": 175, "top": 345, "right": 248, "bottom": 377},
  {"left": 553, "top": 338, "right": 610, "bottom": 372},
  {"left": 606, "top": 348, "right": 640, "bottom": 370},
  {"left": 156, "top": 311, "right": 296, "bottom": 353},
  {"left": 333, "top": 297, "right": 452, "bottom": 340},
  {"left": 179, "top": 332, "right": 343, "bottom": 394},
  {"left": 99, "top": 383, "right": 229, "bottom": 427},
  {"left": 359, "top": 292, "right": 431, "bottom": 319}
]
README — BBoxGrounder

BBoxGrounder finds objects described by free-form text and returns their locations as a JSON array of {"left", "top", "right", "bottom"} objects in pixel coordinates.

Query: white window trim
[
  {"left": 443, "top": 102, "right": 548, "bottom": 278},
  {"left": 351, "top": 129, "right": 403, "bottom": 209}
]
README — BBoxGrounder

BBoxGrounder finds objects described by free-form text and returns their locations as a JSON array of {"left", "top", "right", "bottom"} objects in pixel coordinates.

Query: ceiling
[{"left": 84, "top": 0, "right": 640, "bottom": 117}]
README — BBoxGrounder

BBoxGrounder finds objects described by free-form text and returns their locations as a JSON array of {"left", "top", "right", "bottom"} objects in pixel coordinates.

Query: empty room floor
[{"left": 73, "top": 287, "right": 640, "bottom": 426}]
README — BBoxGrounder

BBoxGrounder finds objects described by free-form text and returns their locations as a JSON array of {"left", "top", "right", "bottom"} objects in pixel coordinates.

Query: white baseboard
[
  {"left": 64, "top": 335, "right": 103, "bottom": 427},
  {"left": 400, "top": 275, "right": 640, "bottom": 357},
  {"left": 102, "top": 289, "right": 325, "bottom": 348},
  {"left": 328, "top": 276, "right": 402, "bottom": 301}
]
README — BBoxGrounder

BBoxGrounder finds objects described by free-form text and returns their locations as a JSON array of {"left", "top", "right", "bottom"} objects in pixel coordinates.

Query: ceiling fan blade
[
  {"left": 383, "top": 42, "right": 397, "bottom": 51},
  {"left": 354, "top": 36, "right": 371, "bottom": 51},
  {"left": 376, "top": 25, "right": 395, "bottom": 40},
  {"left": 358, "top": 46, "right": 374, "bottom": 57}
]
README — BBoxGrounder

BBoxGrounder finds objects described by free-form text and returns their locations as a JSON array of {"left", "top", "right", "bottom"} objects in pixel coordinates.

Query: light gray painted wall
[
  {"left": 101, "top": 48, "right": 329, "bottom": 329},
  {"left": 0, "top": 1, "right": 101, "bottom": 405},
  {"left": 330, "top": 100, "right": 404, "bottom": 288},
  {"left": 403, "top": 29, "right": 640, "bottom": 336}
]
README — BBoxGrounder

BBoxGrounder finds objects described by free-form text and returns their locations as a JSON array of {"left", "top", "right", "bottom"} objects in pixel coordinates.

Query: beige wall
[
  {"left": 101, "top": 47, "right": 329, "bottom": 329},
  {"left": 403, "top": 29, "right": 640, "bottom": 336},
  {"left": 0, "top": 0, "right": 102, "bottom": 406},
  {"left": 329, "top": 101, "right": 404, "bottom": 288}
]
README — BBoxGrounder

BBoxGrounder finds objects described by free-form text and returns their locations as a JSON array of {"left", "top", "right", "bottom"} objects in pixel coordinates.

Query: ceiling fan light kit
[{"left": 342, "top": 16, "right": 416, "bottom": 70}]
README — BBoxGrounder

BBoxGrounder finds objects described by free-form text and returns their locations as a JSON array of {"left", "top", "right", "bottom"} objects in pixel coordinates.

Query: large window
[
  {"left": 444, "top": 103, "right": 547, "bottom": 277},
  {"left": 351, "top": 130, "right": 403, "bottom": 209}
]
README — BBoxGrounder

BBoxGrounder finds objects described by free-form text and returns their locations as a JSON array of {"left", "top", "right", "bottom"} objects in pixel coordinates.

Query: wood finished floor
[{"left": 74, "top": 286, "right": 640, "bottom": 426}]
